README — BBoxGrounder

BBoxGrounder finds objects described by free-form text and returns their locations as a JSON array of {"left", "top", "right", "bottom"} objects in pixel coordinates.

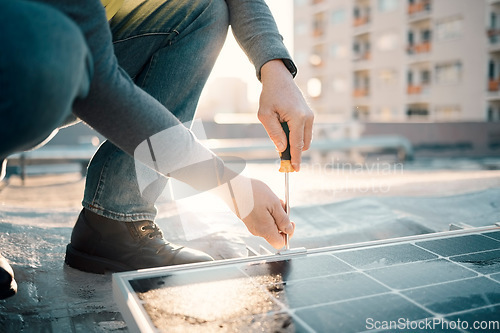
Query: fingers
[
  {"left": 273, "top": 201, "right": 293, "bottom": 234},
  {"left": 289, "top": 221, "right": 296, "bottom": 238},
  {"left": 280, "top": 199, "right": 296, "bottom": 239},
  {"left": 262, "top": 199, "right": 294, "bottom": 249},
  {"left": 289, "top": 109, "right": 314, "bottom": 171},
  {"left": 256, "top": 198, "right": 295, "bottom": 249},
  {"left": 289, "top": 121, "right": 305, "bottom": 171},
  {"left": 263, "top": 220, "right": 296, "bottom": 249},
  {"left": 303, "top": 111, "right": 314, "bottom": 151},
  {"left": 258, "top": 112, "right": 287, "bottom": 153}
]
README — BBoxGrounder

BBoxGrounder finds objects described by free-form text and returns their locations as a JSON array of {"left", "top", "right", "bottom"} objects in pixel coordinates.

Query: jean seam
[
  {"left": 89, "top": 146, "right": 120, "bottom": 208},
  {"left": 139, "top": 50, "right": 158, "bottom": 88},
  {"left": 113, "top": 32, "right": 172, "bottom": 45},
  {"left": 82, "top": 205, "right": 156, "bottom": 221},
  {"left": 171, "top": 0, "right": 216, "bottom": 45}
]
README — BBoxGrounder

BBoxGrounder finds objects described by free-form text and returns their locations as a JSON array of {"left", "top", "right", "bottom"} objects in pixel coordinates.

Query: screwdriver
[{"left": 279, "top": 122, "right": 294, "bottom": 250}]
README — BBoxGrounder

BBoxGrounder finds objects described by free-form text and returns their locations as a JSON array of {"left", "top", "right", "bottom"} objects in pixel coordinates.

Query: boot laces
[{"left": 140, "top": 222, "right": 163, "bottom": 239}]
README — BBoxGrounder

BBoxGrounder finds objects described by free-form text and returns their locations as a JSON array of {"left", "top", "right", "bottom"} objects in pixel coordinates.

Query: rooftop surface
[{"left": 0, "top": 160, "right": 499, "bottom": 332}]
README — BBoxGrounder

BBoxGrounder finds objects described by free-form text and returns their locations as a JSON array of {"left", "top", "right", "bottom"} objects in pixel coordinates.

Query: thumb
[{"left": 258, "top": 111, "right": 287, "bottom": 152}]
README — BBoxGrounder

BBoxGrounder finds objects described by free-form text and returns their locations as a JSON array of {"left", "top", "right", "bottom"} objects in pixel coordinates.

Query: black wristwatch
[{"left": 282, "top": 58, "right": 297, "bottom": 78}]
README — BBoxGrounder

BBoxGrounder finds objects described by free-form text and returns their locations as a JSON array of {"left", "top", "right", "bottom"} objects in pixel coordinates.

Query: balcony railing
[
  {"left": 353, "top": 52, "right": 371, "bottom": 61},
  {"left": 407, "top": 84, "right": 430, "bottom": 95},
  {"left": 488, "top": 29, "right": 500, "bottom": 44},
  {"left": 353, "top": 89, "right": 369, "bottom": 98},
  {"left": 407, "top": 85, "right": 422, "bottom": 94},
  {"left": 407, "top": 41, "right": 431, "bottom": 54},
  {"left": 408, "top": 0, "right": 431, "bottom": 15},
  {"left": 353, "top": 16, "right": 370, "bottom": 27},
  {"left": 489, "top": 79, "right": 500, "bottom": 92},
  {"left": 313, "top": 28, "right": 324, "bottom": 37}
]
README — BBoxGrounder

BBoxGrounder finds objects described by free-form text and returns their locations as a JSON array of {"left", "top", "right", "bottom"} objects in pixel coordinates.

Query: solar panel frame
[{"left": 113, "top": 226, "right": 500, "bottom": 333}]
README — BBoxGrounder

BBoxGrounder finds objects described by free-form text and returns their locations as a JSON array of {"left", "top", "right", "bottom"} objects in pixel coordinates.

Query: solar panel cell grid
[{"left": 122, "top": 230, "right": 500, "bottom": 333}]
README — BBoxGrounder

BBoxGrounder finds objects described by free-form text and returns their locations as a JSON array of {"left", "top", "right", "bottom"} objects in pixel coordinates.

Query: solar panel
[{"left": 113, "top": 227, "right": 500, "bottom": 333}]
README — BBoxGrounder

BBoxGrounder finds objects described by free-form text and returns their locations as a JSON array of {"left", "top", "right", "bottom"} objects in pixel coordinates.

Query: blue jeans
[
  {"left": 82, "top": 0, "right": 229, "bottom": 221},
  {"left": 0, "top": 0, "right": 92, "bottom": 161}
]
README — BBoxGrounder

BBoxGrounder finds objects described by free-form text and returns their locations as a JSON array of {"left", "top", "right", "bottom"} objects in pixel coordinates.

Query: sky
[{"left": 208, "top": 0, "right": 294, "bottom": 101}]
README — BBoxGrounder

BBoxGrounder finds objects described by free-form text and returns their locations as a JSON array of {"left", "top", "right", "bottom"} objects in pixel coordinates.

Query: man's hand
[
  {"left": 242, "top": 178, "right": 295, "bottom": 249},
  {"left": 258, "top": 60, "right": 314, "bottom": 172},
  {"left": 212, "top": 174, "right": 294, "bottom": 249}
]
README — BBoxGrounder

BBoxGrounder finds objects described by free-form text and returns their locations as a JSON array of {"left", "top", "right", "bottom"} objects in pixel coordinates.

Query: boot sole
[
  {"left": 0, "top": 276, "right": 17, "bottom": 300},
  {"left": 65, "top": 244, "right": 133, "bottom": 274}
]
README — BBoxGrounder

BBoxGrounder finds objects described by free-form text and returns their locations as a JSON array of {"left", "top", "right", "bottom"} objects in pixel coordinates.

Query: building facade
[{"left": 294, "top": 0, "right": 498, "bottom": 122}]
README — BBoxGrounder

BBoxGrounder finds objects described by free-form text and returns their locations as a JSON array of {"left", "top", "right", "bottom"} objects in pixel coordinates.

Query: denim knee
[{"left": 0, "top": 1, "right": 93, "bottom": 156}]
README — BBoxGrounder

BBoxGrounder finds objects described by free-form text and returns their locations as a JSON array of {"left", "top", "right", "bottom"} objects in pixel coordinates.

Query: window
[
  {"left": 435, "top": 105, "right": 461, "bottom": 120},
  {"left": 353, "top": 42, "right": 360, "bottom": 54},
  {"left": 354, "top": 74, "right": 370, "bottom": 90},
  {"left": 378, "top": 0, "right": 398, "bottom": 12},
  {"left": 310, "top": 44, "right": 324, "bottom": 66},
  {"left": 307, "top": 78, "right": 322, "bottom": 97},
  {"left": 407, "top": 71, "right": 414, "bottom": 85},
  {"left": 353, "top": 7, "right": 360, "bottom": 19},
  {"left": 379, "top": 69, "right": 397, "bottom": 86},
  {"left": 294, "top": 51, "right": 307, "bottom": 65},
  {"left": 436, "top": 17, "right": 462, "bottom": 42},
  {"left": 408, "top": 31, "right": 414, "bottom": 45},
  {"left": 330, "top": 43, "right": 348, "bottom": 59},
  {"left": 295, "top": 21, "right": 308, "bottom": 36},
  {"left": 407, "top": 107, "right": 429, "bottom": 118},
  {"left": 436, "top": 62, "right": 462, "bottom": 84},
  {"left": 421, "top": 29, "right": 432, "bottom": 42},
  {"left": 313, "top": 12, "right": 326, "bottom": 37},
  {"left": 332, "top": 77, "right": 348, "bottom": 93},
  {"left": 379, "top": 107, "right": 396, "bottom": 121},
  {"left": 421, "top": 70, "right": 431, "bottom": 84},
  {"left": 488, "top": 107, "right": 500, "bottom": 121},
  {"left": 364, "top": 41, "right": 371, "bottom": 52},
  {"left": 377, "top": 32, "right": 398, "bottom": 51},
  {"left": 354, "top": 106, "right": 370, "bottom": 120},
  {"left": 331, "top": 9, "right": 346, "bottom": 25},
  {"left": 353, "top": 36, "right": 370, "bottom": 59},
  {"left": 489, "top": 60, "right": 496, "bottom": 80}
]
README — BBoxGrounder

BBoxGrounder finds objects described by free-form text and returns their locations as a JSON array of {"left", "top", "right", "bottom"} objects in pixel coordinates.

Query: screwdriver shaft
[{"left": 284, "top": 172, "right": 290, "bottom": 250}]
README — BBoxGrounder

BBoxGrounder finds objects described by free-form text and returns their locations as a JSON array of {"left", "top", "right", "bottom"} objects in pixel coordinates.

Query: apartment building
[{"left": 294, "top": 0, "right": 495, "bottom": 122}]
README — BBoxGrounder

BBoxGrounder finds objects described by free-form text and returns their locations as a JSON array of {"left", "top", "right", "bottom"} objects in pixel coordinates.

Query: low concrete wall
[
  {"left": 363, "top": 122, "right": 500, "bottom": 157},
  {"left": 46, "top": 121, "right": 500, "bottom": 158}
]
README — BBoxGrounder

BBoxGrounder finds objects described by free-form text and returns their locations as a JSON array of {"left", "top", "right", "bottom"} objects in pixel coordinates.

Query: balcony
[
  {"left": 407, "top": 84, "right": 430, "bottom": 103},
  {"left": 353, "top": 52, "right": 371, "bottom": 62},
  {"left": 488, "top": 28, "right": 500, "bottom": 44},
  {"left": 408, "top": 0, "right": 431, "bottom": 15},
  {"left": 407, "top": 41, "right": 431, "bottom": 55},
  {"left": 353, "top": 88, "right": 369, "bottom": 98},
  {"left": 407, "top": 85, "right": 422, "bottom": 94},
  {"left": 406, "top": 107, "right": 429, "bottom": 120},
  {"left": 489, "top": 79, "right": 500, "bottom": 92},
  {"left": 487, "top": 79, "right": 500, "bottom": 101},
  {"left": 353, "top": 16, "right": 370, "bottom": 27},
  {"left": 313, "top": 28, "right": 324, "bottom": 38}
]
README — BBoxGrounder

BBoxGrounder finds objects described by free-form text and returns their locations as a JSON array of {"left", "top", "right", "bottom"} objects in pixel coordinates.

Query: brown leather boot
[
  {"left": 65, "top": 209, "right": 213, "bottom": 274},
  {"left": 0, "top": 253, "right": 17, "bottom": 299}
]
